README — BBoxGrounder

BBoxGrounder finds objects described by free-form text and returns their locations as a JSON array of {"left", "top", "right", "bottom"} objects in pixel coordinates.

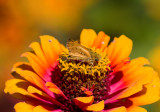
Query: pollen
[
  {"left": 59, "top": 51, "right": 110, "bottom": 80},
  {"left": 58, "top": 49, "right": 111, "bottom": 101}
]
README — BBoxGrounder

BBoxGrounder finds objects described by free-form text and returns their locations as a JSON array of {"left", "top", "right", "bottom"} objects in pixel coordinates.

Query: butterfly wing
[{"left": 67, "top": 41, "right": 91, "bottom": 58}]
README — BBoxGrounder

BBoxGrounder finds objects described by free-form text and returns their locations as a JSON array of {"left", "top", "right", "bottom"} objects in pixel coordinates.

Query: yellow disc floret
[{"left": 59, "top": 48, "right": 110, "bottom": 84}]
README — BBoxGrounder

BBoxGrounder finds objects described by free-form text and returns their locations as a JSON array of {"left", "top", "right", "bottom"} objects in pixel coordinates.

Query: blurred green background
[{"left": 0, "top": 0, "right": 160, "bottom": 111}]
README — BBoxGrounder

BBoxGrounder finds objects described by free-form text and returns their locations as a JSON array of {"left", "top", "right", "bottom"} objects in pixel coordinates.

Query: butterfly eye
[{"left": 95, "top": 58, "right": 99, "bottom": 61}]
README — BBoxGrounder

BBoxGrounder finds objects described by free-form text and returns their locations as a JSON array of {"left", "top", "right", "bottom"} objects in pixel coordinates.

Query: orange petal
[
  {"left": 80, "top": 29, "right": 97, "bottom": 48},
  {"left": 4, "top": 79, "right": 43, "bottom": 100},
  {"left": 116, "top": 67, "right": 154, "bottom": 99},
  {"left": 111, "top": 57, "right": 150, "bottom": 93},
  {"left": 108, "top": 67, "right": 156, "bottom": 104},
  {"left": 114, "top": 57, "right": 150, "bottom": 73},
  {"left": 85, "top": 100, "right": 104, "bottom": 111},
  {"left": 21, "top": 52, "right": 47, "bottom": 80},
  {"left": 107, "top": 35, "right": 133, "bottom": 67},
  {"left": 11, "top": 62, "right": 31, "bottom": 78},
  {"left": 4, "top": 79, "right": 38, "bottom": 101},
  {"left": 13, "top": 68, "right": 45, "bottom": 91},
  {"left": 103, "top": 106, "right": 127, "bottom": 112},
  {"left": 4, "top": 79, "right": 61, "bottom": 106},
  {"left": 127, "top": 57, "right": 150, "bottom": 72},
  {"left": 81, "top": 87, "right": 86, "bottom": 91},
  {"left": 92, "top": 31, "right": 105, "bottom": 48},
  {"left": 4, "top": 79, "right": 29, "bottom": 96},
  {"left": 40, "top": 35, "right": 62, "bottom": 66},
  {"left": 81, "top": 87, "right": 93, "bottom": 96},
  {"left": 27, "top": 86, "right": 63, "bottom": 106},
  {"left": 84, "top": 90, "right": 93, "bottom": 96},
  {"left": 60, "top": 44, "right": 67, "bottom": 53},
  {"left": 117, "top": 80, "right": 144, "bottom": 99},
  {"left": 124, "top": 67, "right": 153, "bottom": 85},
  {"left": 12, "top": 62, "right": 30, "bottom": 70},
  {"left": 74, "top": 96, "right": 94, "bottom": 109},
  {"left": 14, "top": 102, "right": 62, "bottom": 112},
  {"left": 127, "top": 106, "right": 147, "bottom": 112},
  {"left": 33, "top": 106, "right": 51, "bottom": 112},
  {"left": 14, "top": 102, "right": 34, "bottom": 112},
  {"left": 92, "top": 31, "right": 110, "bottom": 50},
  {"left": 33, "top": 105, "right": 62, "bottom": 112},
  {"left": 12, "top": 68, "right": 57, "bottom": 100},
  {"left": 27, "top": 86, "right": 47, "bottom": 96},
  {"left": 29, "top": 42, "right": 49, "bottom": 68},
  {"left": 46, "top": 82, "right": 67, "bottom": 99},
  {"left": 111, "top": 66, "right": 154, "bottom": 97},
  {"left": 130, "top": 72, "right": 160, "bottom": 106}
]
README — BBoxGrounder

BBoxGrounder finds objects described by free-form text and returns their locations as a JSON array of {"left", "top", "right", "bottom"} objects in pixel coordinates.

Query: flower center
[
  {"left": 51, "top": 45, "right": 111, "bottom": 111},
  {"left": 58, "top": 49, "right": 110, "bottom": 101}
]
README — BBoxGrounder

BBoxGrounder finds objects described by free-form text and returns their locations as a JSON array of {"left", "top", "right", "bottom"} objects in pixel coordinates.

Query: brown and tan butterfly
[{"left": 66, "top": 40, "right": 101, "bottom": 65}]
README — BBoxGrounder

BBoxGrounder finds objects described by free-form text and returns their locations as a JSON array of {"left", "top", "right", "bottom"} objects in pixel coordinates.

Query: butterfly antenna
[{"left": 66, "top": 38, "right": 72, "bottom": 48}]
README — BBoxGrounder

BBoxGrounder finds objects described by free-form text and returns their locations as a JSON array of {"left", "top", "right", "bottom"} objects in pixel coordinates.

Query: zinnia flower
[{"left": 5, "top": 29, "right": 160, "bottom": 112}]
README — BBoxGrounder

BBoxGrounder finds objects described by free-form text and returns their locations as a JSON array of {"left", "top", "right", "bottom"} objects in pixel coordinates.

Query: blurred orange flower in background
[
  {"left": 149, "top": 44, "right": 160, "bottom": 77},
  {"left": 148, "top": 39, "right": 160, "bottom": 111},
  {"left": 0, "top": 0, "right": 26, "bottom": 90},
  {"left": 10, "top": 0, "right": 97, "bottom": 31},
  {"left": 4, "top": 29, "right": 160, "bottom": 112}
]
